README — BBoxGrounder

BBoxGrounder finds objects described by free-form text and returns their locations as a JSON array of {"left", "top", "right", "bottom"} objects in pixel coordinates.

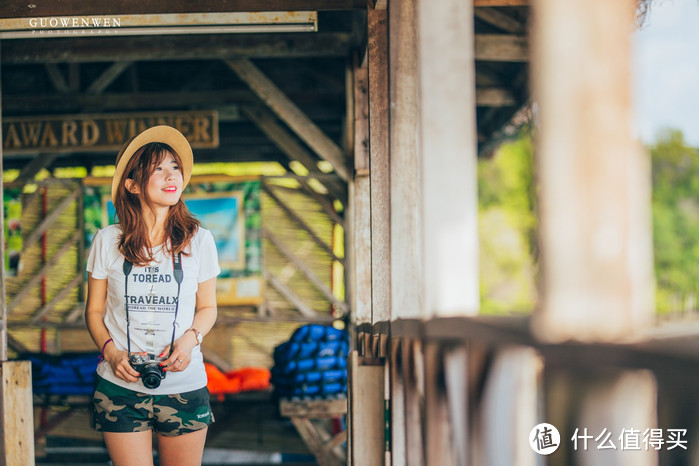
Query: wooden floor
[{"left": 33, "top": 391, "right": 320, "bottom": 465}]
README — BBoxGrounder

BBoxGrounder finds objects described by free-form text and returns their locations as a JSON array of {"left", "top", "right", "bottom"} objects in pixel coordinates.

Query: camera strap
[{"left": 123, "top": 251, "right": 183, "bottom": 357}]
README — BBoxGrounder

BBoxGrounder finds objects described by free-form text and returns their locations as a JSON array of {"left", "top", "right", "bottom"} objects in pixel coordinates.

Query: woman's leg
[
  {"left": 103, "top": 431, "right": 154, "bottom": 466},
  {"left": 156, "top": 428, "right": 208, "bottom": 466}
]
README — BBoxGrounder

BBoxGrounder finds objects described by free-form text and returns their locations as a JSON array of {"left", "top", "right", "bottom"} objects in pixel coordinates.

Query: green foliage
[
  {"left": 478, "top": 136, "right": 538, "bottom": 314},
  {"left": 649, "top": 130, "right": 699, "bottom": 313}
]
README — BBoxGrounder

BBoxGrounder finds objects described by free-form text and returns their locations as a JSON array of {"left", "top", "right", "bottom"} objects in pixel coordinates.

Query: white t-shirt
[{"left": 87, "top": 224, "right": 220, "bottom": 394}]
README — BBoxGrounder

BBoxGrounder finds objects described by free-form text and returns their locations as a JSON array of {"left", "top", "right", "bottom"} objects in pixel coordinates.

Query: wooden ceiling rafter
[
  {"left": 226, "top": 58, "right": 349, "bottom": 182},
  {"left": 1, "top": 33, "right": 354, "bottom": 64}
]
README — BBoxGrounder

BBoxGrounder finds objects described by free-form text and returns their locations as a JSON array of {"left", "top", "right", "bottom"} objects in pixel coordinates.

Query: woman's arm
[
  {"left": 161, "top": 276, "right": 217, "bottom": 371},
  {"left": 85, "top": 273, "right": 141, "bottom": 382}
]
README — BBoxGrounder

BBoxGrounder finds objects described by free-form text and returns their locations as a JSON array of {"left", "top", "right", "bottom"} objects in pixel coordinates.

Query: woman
[{"left": 85, "top": 125, "right": 220, "bottom": 465}]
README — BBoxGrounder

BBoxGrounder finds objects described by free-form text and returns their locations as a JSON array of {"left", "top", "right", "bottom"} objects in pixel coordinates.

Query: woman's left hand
[{"left": 159, "top": 335, "right": 196, "bottom": 372}]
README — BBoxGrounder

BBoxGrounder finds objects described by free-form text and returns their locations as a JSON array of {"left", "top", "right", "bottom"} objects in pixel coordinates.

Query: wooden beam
[
  {"left": 474, "top": 0, "right": 528, "bottom": 6},
  {"left": 531, "top": 0, "right": 653, "bottom": 341},
  {"left": 1, "top": 90, "right": 342, "bottom": 115},
  {"left": 241, "top": 105, "right": 347, "bottom": 203},
  {"left": 226, "top": 58, "right": 349, "bottom": 181},
  {"left": 44, "top": 63, "right": 69, "bottom": 93},
  {"left": 474, "top": 7, "right": 526, "bottom": 33},
  {"left": 418, "top": 0, "right": 479, "bottom": 317},
  {"left": 389, "top": 0, "right": 422, "bottom": 321},
  {"left": 264, "top": 271, "right": 318, "bottom": 317},
  {"left": 0, "top": 1, "right": 366, "bottom": 17},
  {"left": 68, "top": 63, "right": 80, "bottom": 92},
  {"left": 368, "top": 7, "right": 391, "bottom": 325},
  {"left": 86, "top": 61, "right": 132, "bottom": 94},
  {"left": 475, "top": 34, "right": 527, "bottom": 61},
  {"left": 14, "top": 153, "right": 59, "bottom": 184},
  {"left": 262, "top": 183, "right": 342, "bottom": 263},
  {"left": 263, "top": 227, "right": 348, "bottom": 313},
  {"left": 2, "top": 33, "right": 353, "bottom": 64},
  {"left": 476, "top": 87, "right": 517, "bottom": 107}
]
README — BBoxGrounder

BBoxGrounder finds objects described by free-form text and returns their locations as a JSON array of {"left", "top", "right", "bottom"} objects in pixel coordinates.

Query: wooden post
[
  {"left": 348, "top": 351, "right": 385, "bottom": 465},
  {"left": 531, "top": 1, "right": 658, "bottom": 465},
  {"left": 416, "top": 0, "right": 479, "bottom": 317},
  {"left": 0, "top": 361, "right": 35, "bottom": 464},
  {"left": 531, "top": 0, "right": 654, "bottom": 342},
  {"left": 368, "top": 6, "right": 391, "bottom": 326},
  {"left": 389, "top": 0, "right": 421, "bottom": 321},
  {"left": 349, "top": 56, "right": 371, "bottom": 330}
]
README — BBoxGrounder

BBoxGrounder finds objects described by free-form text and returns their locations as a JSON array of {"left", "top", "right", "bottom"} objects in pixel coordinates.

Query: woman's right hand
[{"left": 103, "top": 345, "right": 142, "bottom": 383}]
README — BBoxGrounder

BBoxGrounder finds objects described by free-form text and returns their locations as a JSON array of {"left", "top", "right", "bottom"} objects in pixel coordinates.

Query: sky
[{"left": 633, "top": 0, "right": 699, "bottom": 146}]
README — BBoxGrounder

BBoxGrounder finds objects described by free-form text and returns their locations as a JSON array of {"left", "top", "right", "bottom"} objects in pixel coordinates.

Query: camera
[{"left": 129, "top": 353, "right": 167, "bottom": 389}]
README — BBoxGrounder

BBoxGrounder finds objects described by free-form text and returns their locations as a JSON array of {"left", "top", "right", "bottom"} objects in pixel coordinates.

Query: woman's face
[{"left": 143, "top": 151, "right": 183, "bottom": 209}]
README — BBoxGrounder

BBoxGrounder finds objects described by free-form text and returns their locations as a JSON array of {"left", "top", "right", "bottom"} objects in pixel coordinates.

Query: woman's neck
[{"left": 141, "top": 205, "right": 169, "bottom": 247}]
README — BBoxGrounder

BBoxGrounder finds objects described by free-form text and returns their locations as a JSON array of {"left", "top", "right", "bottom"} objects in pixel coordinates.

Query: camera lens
[{"left": 141, "top": 366, "right": 163, "bottom": 389}]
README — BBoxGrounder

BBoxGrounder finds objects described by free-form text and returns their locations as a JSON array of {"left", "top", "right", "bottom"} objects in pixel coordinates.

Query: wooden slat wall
[{"left": 261, "top": 180, "right": 338, "bottom": 315}]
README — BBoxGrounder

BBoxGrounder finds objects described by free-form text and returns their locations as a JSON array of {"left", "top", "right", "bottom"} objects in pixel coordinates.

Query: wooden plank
[
  {"left": 263, "top": 228, "right": 348, "bottom": 312},
  {"left": 0, "top": 0, "right": 366, "bottom": 17},
  {"left": 423, "top": 343, "right": 456, "bottom": 465},
  {"left": 367, "top": 7, "right": 391, "bottom": 325},
  {"left": 417, "top": 0, "right": 479, "bottom": 317},
  {"left": 261, "top": 183, "right": 341, "bottom": 263},
  {"left": 348, "top": 351, "right": 385, "bottom": 466},
  {"left": 2, "top": 33, "right": 353, "bottom": 64},
  {"left": 547, "top": 369, "right": 657, "bottom": 465},
  {"left": 265, "top": 271, "right": 318, "bottom": 317},
  {"left": 352, "top": 55, "right": 370, "bottom": 173},
  {"left": 44, "top": 63, "right": 69, "bottom": 93},
  {"left": 226, "top": 58, "right": 349, "bottom": 181},
  {"left": 443, "top": 345, "right": 469, "bottom": 466},
  {"left": 474, "top": 7, "right": 526, "bottom": 33},
  {"left": 475, "top": 34, "right": 528, "bottom": 61},
  {"left": 349, "top": 175, "right": 371, "bottom": 325},
  {"left": 280, "top": 399, "right": 347, "bottom": 418},
  {"left": 390, "top": 338, "right": 407, "bottom": 466},
  {"left": 0, "top": 361, "right": 34, "bottom": 463},
  {"left": 402, "top": 340, "right": 424, "bottom": 465},
  {"left": 8, "top": 229, "right": 82, "bottom": 314},
  {"left": 477, "top": 347, "right": 538, "bottom": 465},
  {"left": 86, "top": 61, "right": 132, "bottom": 94},
  {"left": 531, "top": 0, "right": 653, "bottom": 341},
  {"left": 389, "top": 0, "right": 422, "bottom": 321}
]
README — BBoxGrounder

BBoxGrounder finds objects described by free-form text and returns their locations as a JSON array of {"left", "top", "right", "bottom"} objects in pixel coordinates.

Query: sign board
[{"left": 2, "top": 110, "right": 219, "bottom": 155}]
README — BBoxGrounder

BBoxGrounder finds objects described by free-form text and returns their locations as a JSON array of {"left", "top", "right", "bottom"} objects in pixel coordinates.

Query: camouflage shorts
[{"left": 92, "top": 376, "right": 214, "bottom": 436}]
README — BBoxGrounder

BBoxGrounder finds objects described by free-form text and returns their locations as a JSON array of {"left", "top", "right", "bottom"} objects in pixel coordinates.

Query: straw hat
[{"left": 111, "top": 125, "right": 193, "bottom": 203}]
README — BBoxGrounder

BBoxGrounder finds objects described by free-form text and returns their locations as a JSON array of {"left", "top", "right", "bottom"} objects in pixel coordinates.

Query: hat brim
[{"left": 111, "top": 125, "right": 193, "bottom": 204}]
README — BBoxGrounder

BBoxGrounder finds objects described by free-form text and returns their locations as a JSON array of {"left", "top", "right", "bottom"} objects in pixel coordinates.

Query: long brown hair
[{"left": 113, "top": 142, "right": 200, "bottom": 266}]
